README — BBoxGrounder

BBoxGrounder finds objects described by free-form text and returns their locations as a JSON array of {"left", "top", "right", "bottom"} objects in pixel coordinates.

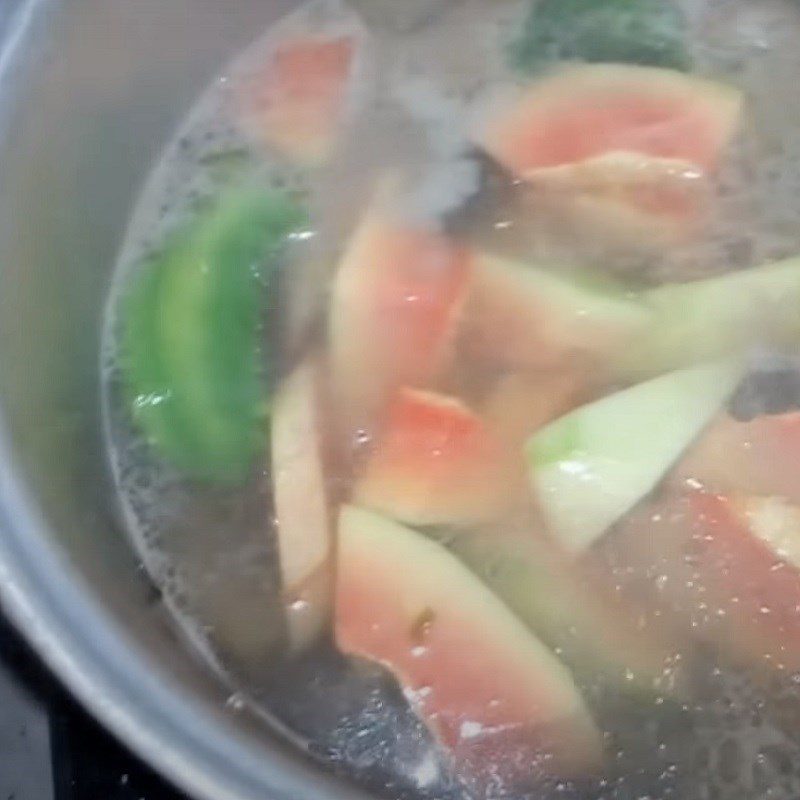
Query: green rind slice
[
  {"left": 510, "top": 0, "right": 691, "bottom": 74},
  {"left": 451, "top": 529, "right": 683, "bottom": 698},
  {"left": 618, "top": 257, "right": 800, "bottom": 380},
  {"left": 527, "top": 359, "right": 743, "bottom": 552},
  {"left": 123, "top": 184, "right": 306, "bottom": 481}
]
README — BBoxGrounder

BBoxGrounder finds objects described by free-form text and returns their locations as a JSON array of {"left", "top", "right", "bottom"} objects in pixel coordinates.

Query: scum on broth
[{"left": 101, "top": 0, "right": 800, "bottom": 798}]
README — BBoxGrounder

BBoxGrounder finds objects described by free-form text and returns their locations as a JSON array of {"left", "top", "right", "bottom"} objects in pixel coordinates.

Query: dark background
[
  {"left": 0, "top": 4, "right": 184, "bottom": 798},
  {"left": 0, "top": 613, "right": 187, "bottom": 800}
]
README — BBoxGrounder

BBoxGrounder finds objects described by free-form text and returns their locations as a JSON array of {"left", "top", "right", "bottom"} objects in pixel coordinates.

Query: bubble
[{"left": 226, "top": 692, "right": 247, "bottom": 712}]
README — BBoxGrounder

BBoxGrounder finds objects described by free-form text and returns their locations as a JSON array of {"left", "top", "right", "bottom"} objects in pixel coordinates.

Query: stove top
[{"left": 0, "top": 614, "right": 187, "bottom": 800}]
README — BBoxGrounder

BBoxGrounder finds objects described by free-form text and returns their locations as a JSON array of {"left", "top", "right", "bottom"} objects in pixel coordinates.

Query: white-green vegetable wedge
[
  {"left": 618, "top": 257, "right": 800, "bottom": 379},
  {"left": 527, "top": 359, "right": 743, "bottom": 552}
]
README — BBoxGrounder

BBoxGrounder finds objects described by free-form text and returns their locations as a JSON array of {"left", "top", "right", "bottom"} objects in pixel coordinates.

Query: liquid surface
[{"left": 102, "top": 1, "right": 800, "bottom": 798}]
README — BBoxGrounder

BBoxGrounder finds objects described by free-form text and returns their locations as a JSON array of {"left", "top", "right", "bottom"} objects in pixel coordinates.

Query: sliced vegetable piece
[
  {"left": 618, "top": 257, "right": 800, "bottom": 379},
  {"left": 463, "top": 252, "right": 649, "bottom": 371},
  {"left": 335, "top": 505, "right": 603, "bottom": 785},
  {"left": 510, "top": 0, "right": 691, "bottom": 74},
  {"left": 271, "top": 355, "right": 332, "bottom": 652},
  {"left": 239, "top": 35, "right": 358, "bottom": 164},
  {"left": 353, "top": 388, "right": 520, "bottom": 527},
  {"left": 451, "top": 525, "right": 685, "bottom": 698},
  {"left": 604, "top": 490, "right": 800, "bottom": 675},
  {"left": 479, "top": 65, "right": 742, "bottom": 178},
  {"left": 483, "top": 369, "right": 590, "bottom": 448},
  {"left": 527, "top": 359, "right": 743, "bottom": 552},
  {"left": 732, "top": 494, "right": 800, "bottom": 572},
  {"left": 477, "top": 65, "right": 742, "bottom": 247},
  {"left": 123, "top": 184, "right": 306, "bottom": 481},
  {"left": 329, "top": 215, "right": 471, "bottom": 438},
  {"left": 527, "top": 151, "right": 712, "bottom": 250},
  {"left": 674, "top": 412, "right": 800, "bottom": 504},
  {"left": 690, "top": 491, "right": 800, "bottom": 672},
  {"left": 124, "top": 248, "right": 185, "bottom": 467}
]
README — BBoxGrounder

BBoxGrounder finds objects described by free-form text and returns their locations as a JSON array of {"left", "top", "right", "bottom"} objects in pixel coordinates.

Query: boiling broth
[{"left": 102, "top": 1, "right": 800, "bottom": 797}]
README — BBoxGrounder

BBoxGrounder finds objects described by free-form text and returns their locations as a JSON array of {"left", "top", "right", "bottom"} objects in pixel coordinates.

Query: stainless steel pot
[{"left": 0, "top": 3, "right": 370, "bottom": 799}]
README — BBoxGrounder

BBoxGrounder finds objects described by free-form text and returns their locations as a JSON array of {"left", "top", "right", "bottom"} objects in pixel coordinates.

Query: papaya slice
[
  {"left": 480, "top": 65, "right": 742, "bottom": 176},
  {"left": 476, "top": 65, "right": 743, "bottom": 246},
  {"left": 674, "top": 412, "right": 800, "bottom": 504},
  {"left": 451, "top": 523, "right": 686, "bottom": 699},
  {"left": 353, "top": 388, "right": 521, "bottom": 527},
  {"left": 239, "top": 35, "right": 359, "bottom": 164},
  {"left": 335, "top": 505, "right": 603, "bottom": 787},
  {"left": 603, "top": 488, "right": 800, "bottom": 676},
  {"left": 691, "top": 491, "right": 800, "bottom": 673},
  {"left": 462, "top": 252, "right": 648, "bottom": 372},
  {"left": 329, "top": 214, "right": 471, "bottom": 440}
]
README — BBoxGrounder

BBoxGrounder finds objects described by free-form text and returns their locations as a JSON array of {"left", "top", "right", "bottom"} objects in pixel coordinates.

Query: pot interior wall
[{"left": 0, "top": 4, "right": 367, "bottom": 800}]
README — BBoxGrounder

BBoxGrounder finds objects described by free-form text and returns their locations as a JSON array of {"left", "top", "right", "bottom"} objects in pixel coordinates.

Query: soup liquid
[{"left": 102, "top": 1, "right": 800, "bottom": 797}]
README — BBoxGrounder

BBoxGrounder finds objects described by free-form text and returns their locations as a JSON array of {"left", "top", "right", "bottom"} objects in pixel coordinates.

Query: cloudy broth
[{"left": 102, "top": 1, "right": 800, "bottom": 797}]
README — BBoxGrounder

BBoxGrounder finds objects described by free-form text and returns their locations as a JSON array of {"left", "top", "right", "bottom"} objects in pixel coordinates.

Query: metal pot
[{"left": 0, "top": 2, "right": 369, "bottom": 798}]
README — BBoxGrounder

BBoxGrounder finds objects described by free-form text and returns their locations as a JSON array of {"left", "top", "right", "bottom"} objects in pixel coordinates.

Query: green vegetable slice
[
  {"left": 510, "top": 0, "right": 691, "bottom": 74},
  {"left": 122, "top": 183, "right": 307, "bottom": 482},
  {"left": 451, "top": 528, "right": 685, "bottom": 698},
  {"left": 617, "top": 257, "right": 800, "bottom": 380},
  {"left": 527, "top": 359, "right": 743, "bottom": 553}
]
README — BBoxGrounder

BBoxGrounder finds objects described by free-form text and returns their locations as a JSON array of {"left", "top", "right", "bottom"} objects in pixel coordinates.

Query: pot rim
[{"left": 0, "top": 4, "right": 371, "bottom": 800}]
